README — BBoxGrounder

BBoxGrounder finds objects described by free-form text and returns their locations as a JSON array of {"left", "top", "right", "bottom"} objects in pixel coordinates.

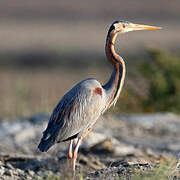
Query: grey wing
[{"left": 42, "top": 82, "right": 103, "bottom": 143}]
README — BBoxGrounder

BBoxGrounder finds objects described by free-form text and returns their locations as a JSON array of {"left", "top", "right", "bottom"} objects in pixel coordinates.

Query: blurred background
[
  {"left": 0, "top": 0, "right": 180, "bottom": 118},
  {"left": 0, "top": 1, "right": 180, "bottom": 179}
]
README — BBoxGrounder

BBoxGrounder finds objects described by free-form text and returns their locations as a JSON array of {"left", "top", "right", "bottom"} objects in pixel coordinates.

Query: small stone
[
  {"left": 0, "top": 160, "right": 4, "bottom": 166},
  {"left": 12, "top": 170, "right": 19, "bottom": 176},
  {"left": 16, "top": 168, "right": 24, "bottom": 175},
  {"left": 28, "top": 170, "right": 35, "bottom": 176},
  {"left": 0, "top": 166, "right": 5, "bottom": 176},
  {"left": 176, "top": 162, "right": 180, "bottom": 169},
  {"left": 114, "top": 145, "right": 135, "bottom": 156},
  {"left": 6, "top": 163, "right": 14, "bottom": 169},
  {"left": 5, "top": 169, "right": 13, "bottom": 176},
  {"left": 14, "top": 126, "right": 36, "bottom": 143}
]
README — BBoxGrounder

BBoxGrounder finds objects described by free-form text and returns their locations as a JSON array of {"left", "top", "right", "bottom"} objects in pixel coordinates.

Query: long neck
[{"left": 102, "top": 32, "right": 126, "bottom": 110}]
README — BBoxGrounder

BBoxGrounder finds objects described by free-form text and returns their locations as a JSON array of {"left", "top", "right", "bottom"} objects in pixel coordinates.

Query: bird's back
[{"left": 38, "top": 78, "right": 104, "bottom": 152}]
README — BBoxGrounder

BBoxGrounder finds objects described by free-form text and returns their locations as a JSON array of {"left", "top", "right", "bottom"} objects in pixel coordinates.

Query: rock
[
  {"left": 0, "top": 160, "right": 4, "bottom": 166},
  {"left": 89, "top": 162, "right": 153, "bottom": 179},
  {"left": 0, "top": 166, "right": 5, "bottom": 176},
  {"left": 27, "top": 170, "right": 35, "bottom": 176},
  {"left": 113, "top": 144, "right": 136, "bottom": 156},
  {"left": 0, "top": 114, "right": 49, "bottom": 154},
  {"left": 83, "top": 133, "right": 136, "bottom": 156},
  {"left": 14, "top": 126, "right": 36, "bottom": 143},
  {"left": 5, "top": 169, "right": 13, "bottom": 176},
  {"left": 6, "top": 163, "right": 14, "bottom": 170},
  {"left": 168, "top": 143, "right": 180, "bottom": 151},
  {"left": 16, "top": 168, "right": 24, "bottom": 175},
  {"left": 117, "top": 113, "right": 180, "bottom": 133},
  {"left": 82, "top": 131, "right": 109, "bottom": 148},
  {"left": 79, "top": 155, "right": 105, "bottom": 170}
]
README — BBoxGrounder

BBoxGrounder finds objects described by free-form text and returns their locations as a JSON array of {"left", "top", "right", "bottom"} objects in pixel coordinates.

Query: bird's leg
[
  {"left": 72, "top": 137, "right": 82, "bottom": 172},
  {"left": 71, "top": 127, "right": 93, "bottom": 173},
  {"left": 67, "top": 140, "right": 74, "bottom": 173},
  {"left": 68, "top": 140, "right": 73, "bottom": 159},
  {"left": 71, "top": 127, "right": 92, "bottom": 174}
]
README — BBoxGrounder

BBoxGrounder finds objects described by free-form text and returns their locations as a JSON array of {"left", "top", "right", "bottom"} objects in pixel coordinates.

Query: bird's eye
[{"left": 122, "top": 24, "right": 126, "bottom": 28}]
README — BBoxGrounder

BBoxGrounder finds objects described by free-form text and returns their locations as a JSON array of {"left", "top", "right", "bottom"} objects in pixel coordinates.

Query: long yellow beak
[{"left": 132, "top": 24, "right": 162, "bottom": 31}]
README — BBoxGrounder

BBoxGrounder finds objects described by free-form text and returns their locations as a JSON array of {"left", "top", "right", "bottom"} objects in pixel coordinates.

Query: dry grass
[
  {"left": 0, "top": 67, "right": 108, "bottom": 118},
  {"left": 133, "top": 158, "right": 180, "bottom": 180},
  {"left": 1, "top": 49, "right": 180, "bottom": 118},
  {"left": 0, "top": 69, "right": 70, "bottom": 118}
]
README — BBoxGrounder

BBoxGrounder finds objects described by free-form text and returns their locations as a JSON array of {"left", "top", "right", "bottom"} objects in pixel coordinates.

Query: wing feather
[{"left": 42, "top": 79, "right": 103, "bottom": 143}]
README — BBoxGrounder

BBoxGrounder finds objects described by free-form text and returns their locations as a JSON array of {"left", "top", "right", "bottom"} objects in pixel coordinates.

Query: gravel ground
[{"left": 0, "top": 113, "right": 180, "bottom": 179}]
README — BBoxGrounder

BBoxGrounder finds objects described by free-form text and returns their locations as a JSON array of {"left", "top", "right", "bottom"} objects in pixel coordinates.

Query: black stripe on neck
[{"left": 113, "top": 63, "right": 123, "bottom": 99}]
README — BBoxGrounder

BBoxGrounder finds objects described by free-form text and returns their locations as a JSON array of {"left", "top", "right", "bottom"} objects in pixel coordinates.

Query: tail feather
[{"left": 38, "top": 137, "right": 55, "bottom": 152}]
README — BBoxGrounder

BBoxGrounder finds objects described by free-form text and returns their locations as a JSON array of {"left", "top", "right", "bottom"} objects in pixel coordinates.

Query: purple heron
[{"left": 38, "top": 20, "right": 161, "bottom": 172}]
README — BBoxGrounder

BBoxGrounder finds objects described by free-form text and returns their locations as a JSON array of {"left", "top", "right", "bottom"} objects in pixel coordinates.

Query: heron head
[{"left": 108, "top": 20, "right": 162, "bottom": 35}]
